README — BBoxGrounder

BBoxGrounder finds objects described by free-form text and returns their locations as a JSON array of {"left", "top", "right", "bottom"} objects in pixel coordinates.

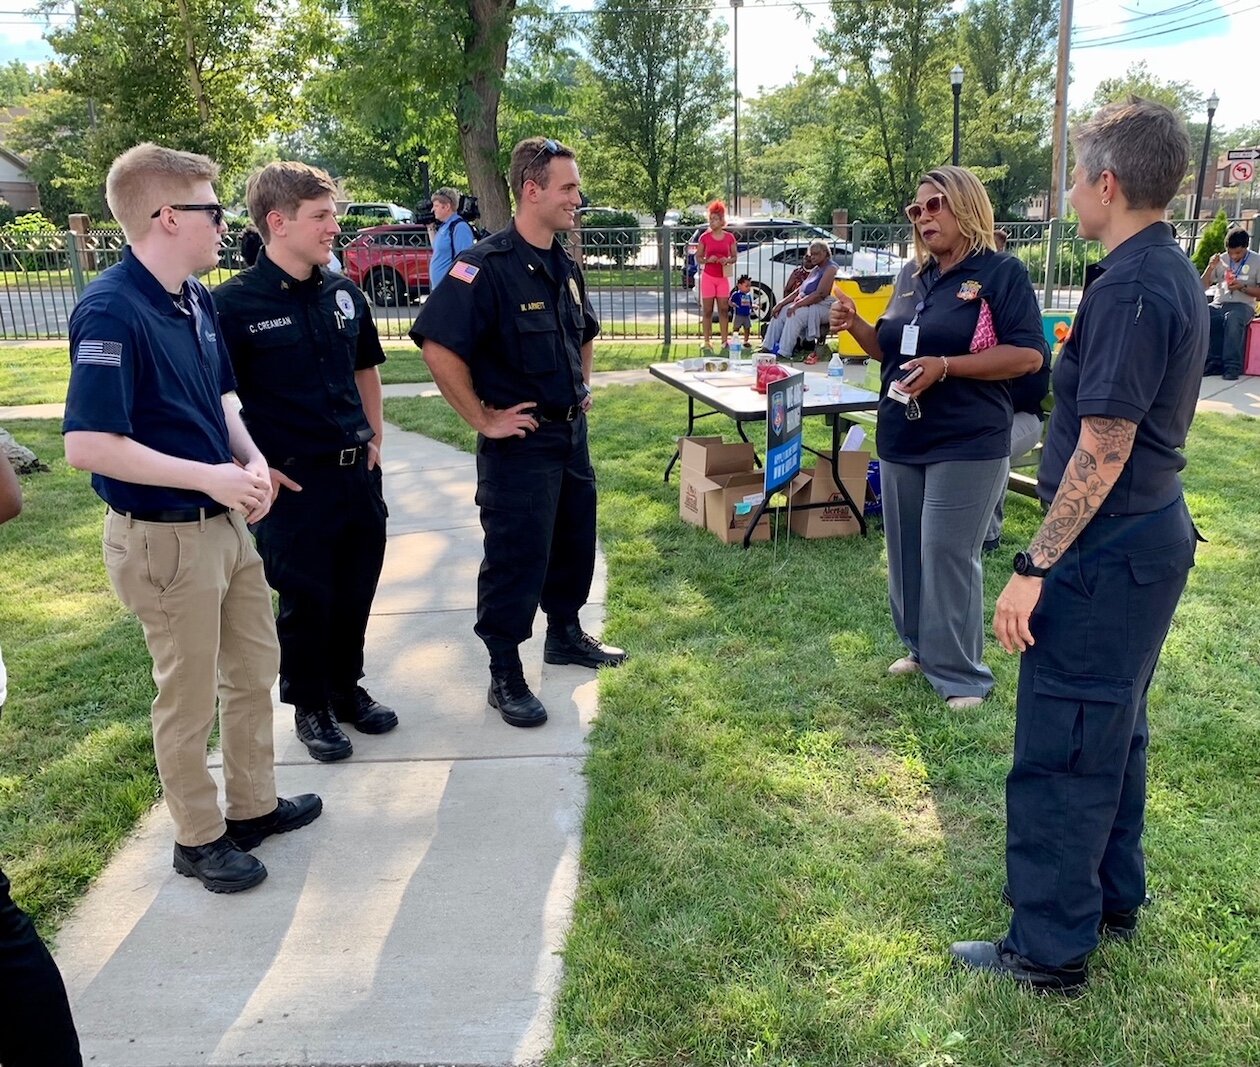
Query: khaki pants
[{"left": 103, "top": 508, "right": 279, "bottom": 846}]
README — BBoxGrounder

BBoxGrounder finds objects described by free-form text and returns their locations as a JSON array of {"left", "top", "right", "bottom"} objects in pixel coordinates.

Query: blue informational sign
[{"left": 765, "top": 369, "right": 804, "bottom": 494}]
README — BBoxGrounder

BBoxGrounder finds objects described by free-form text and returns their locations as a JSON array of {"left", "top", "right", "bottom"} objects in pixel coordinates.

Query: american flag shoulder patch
[
  {"left": 449, "top": 262, "right": 480, "bottom": 284},
  {"left": 75, "top": 339, "right": 124, "bottom": 367}
]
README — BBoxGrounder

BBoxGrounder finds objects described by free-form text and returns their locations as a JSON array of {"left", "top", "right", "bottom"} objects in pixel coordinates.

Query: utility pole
[{"left": 1048, "top": 0, "right": 1073, "bottom": 217}]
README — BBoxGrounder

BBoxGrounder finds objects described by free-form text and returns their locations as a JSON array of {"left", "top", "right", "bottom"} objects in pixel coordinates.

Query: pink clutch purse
[{"left": 969, "top": 299, "right": 997, "bottom": 352}]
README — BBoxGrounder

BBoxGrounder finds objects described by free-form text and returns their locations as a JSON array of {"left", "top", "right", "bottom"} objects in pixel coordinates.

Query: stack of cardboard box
[{"left": 677, "top": 437, "right": 872, "bottom": 543}]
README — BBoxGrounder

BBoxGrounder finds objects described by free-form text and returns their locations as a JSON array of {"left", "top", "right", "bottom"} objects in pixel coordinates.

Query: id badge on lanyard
[{"left": 900, "top": 299, "right": 926, "bottom": 356}]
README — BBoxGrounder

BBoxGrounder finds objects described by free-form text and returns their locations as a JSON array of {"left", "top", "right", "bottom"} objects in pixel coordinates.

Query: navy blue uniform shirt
[
  {"left": 62, "top": 246, "right": 234, "bottom": 513},
  {"left": 875, "top": 250, "right": 1048, "bottom": 463},
  {"left": 409, "top": 221, "right": 599, "bottom": 411},
  {"left": 1038, "top": 223, "right": 1208, "bottom": 514},
  {"left": 212, "top": 249, "right": 385, "bottom": 462}
]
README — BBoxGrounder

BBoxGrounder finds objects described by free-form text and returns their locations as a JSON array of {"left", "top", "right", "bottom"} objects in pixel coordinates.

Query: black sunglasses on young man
[
  {"left": 150, "top": 204, "right": 227, "bottom": 226},
  {"left": 522, "top": 139, "right": 561, "bottom": 176}
]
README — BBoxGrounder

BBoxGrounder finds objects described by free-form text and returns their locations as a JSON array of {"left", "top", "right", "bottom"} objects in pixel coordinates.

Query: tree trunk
[
  {"left": 173, "top": 0, "right": 211, "bottom": 123},
  {"left": 459, "top": 0, "right": 515, "bottom": 230}
]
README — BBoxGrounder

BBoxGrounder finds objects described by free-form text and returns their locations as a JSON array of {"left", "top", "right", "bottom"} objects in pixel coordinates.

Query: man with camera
[{"left": 427, "top": 187, "right": 476, "bottom": 293}]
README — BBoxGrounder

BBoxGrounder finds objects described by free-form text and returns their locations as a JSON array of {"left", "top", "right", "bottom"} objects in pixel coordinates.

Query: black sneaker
[
  {"left": 1001, "top": 883, "right": 1150, "bottom": 940},
  {"left": 173, "top": 835, "right": 267, "bottom": 894},
  {"left": 331, "top": 686, "right": 399, "bottom": 734},
  {"left": 225, "top": 794, "right": 324, "bottom": 851},
  {"left": 487, "top": 669, "right": 548, "bottom": 727},
  {"left": 295, "top": 705, "right": 354, "bottom": 762},
  {"left": 949, "top": 938, "right": 1087, "bottom": 994},
  {"left": 543, "top": 623, "right": 629, "bottom": 669}
]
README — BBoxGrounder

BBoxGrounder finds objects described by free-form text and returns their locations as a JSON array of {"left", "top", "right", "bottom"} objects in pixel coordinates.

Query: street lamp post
[
  {"left": 950, "top": 65, "right": 964, "bottom": 166},
  {"left": 731, "top": 0, "right": 742, "bottom": 212},
  {"left": 1193, "top": 90, "right": 1220, "bottom": 221}
]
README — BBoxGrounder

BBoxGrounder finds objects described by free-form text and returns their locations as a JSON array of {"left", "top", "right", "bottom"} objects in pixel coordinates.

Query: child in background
[
  {"left": 730, "top": 275, "right": 754, "bottom": 348},
  {"left": 696, "top": 200, "right": 738, "bottom": 356}
]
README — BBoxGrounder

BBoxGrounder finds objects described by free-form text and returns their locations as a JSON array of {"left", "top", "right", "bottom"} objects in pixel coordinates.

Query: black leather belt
[
  {"left": 111, "top": 504, "right": 229, "bottom": 523},
  {"left": 282, "top": 446, "right": 366, "bottom": 468},
  {"left": 537, "top": 404, "right": 583, "bottom": 423}
]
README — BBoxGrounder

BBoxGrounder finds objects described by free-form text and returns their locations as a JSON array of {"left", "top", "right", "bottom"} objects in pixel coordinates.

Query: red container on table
[{"left": 1245, "top": 319, "right": 1260, "bottom": 377}]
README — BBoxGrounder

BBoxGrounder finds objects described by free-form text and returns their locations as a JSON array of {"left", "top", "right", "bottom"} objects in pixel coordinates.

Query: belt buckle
[{"left": 338, "top": 447, "right": 357, "bottom": 467}]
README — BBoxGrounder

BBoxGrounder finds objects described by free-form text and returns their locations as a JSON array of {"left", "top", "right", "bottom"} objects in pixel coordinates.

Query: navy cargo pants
[
  {"left": 473, "top": 418, "right": 596, "bottom": 663},
  {"left": 1005, "top": 497, "right": 1198, "bottom": 968},
  {"left": 0, "top": 868, "right": 82, "bottom": 1065}
]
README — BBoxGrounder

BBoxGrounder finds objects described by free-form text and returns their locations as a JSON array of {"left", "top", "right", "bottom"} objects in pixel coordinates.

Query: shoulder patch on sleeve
[
  {"left": 74, "top": 339, "right": 123, "bottom": 367},
  {"left": 450, "top": 262, "right": 480, "bottom": 284}
]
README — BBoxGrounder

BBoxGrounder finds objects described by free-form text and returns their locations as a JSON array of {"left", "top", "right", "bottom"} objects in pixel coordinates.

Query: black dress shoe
[
  {"left": 948, "top": 939, "right": 1087, "bottom": 994},
  {"left": 331, "top": 686, "right": 399, "bottom": 734},
  {"left": 487, "top": 670, "right": 548, "bottom": 727},
  {"left": 543, "top": 623, "right": 629, "bottom": 668},
  {"left": 173, "top": 835, "right": 267, "bottom": 894},
  {"left": 1001, "top": 883, "right": 1150, "bottom": 940},
  {"left": 225, "top": 794, "right": 324, "bottom": 851},
  {"left": 294, "top": 705, "right": 354, "bottom": 762}
]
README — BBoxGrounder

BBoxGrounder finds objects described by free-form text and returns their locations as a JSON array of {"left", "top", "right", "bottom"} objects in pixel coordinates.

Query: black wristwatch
[{"left": 1013, "top": 551, "right": 1050, "bottom": 578}]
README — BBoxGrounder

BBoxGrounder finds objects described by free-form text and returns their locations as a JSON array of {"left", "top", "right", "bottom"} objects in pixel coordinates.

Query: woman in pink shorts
[{"left": 697, "top": 200, "right": 738, "bottom": 355}]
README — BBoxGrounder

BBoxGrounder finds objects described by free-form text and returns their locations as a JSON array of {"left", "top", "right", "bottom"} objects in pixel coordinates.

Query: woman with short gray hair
[
  {"left": 758, "top": 239, "right": 837, "bottom": 359},
  {"left": 951, "top": 97, "right": 1208, "bottom": 992}
]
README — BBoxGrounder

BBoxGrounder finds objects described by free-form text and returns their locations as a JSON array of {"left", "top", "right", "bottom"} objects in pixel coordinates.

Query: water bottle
[
  {"left": 729, "top": 337, "right": 743, "bottom": 363},
  {"left": 827, "top": 352, "right": 844, "bottom": 400}
]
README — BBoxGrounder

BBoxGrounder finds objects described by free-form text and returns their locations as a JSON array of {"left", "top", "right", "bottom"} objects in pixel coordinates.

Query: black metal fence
[{"left": 2, "top": 217, "right": 1256, "bottom": 342}]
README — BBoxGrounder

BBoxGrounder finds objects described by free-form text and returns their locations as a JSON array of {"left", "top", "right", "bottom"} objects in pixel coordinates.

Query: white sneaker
[
  {"left": 946, "top": 696, "right": 984, "bottom": 710},
  {"left": 887, "top": 656, "right": 921, "bottom": 676}
]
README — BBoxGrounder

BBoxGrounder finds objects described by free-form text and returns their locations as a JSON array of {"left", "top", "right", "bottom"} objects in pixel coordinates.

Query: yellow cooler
[{"left": 832, "top": 275, "right": 895, "bottom": 356}]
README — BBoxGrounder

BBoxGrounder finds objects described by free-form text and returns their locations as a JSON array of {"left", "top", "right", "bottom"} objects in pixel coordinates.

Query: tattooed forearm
[{"left": 1027, "top": 416, "right": 1137, "bottom": 567}]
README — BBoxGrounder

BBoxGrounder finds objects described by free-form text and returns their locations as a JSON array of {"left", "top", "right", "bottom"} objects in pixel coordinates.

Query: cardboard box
[
  {"left": 678, "top": 436, "right": 757, "bottom": 528},
  {"left": 703, "top": 470, "right": 771, "bottom": 544},
  {"left": 787, "top": 450, "right": 872, "bottom": 538}
]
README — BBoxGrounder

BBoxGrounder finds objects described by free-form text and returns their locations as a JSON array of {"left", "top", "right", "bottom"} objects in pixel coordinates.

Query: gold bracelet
[{"left": 940, "top": 356, "right": 949, "bottom": 381}]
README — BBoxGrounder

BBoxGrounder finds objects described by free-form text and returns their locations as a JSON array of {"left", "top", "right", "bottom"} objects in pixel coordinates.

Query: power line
[{"left": 1073, "top": 0, "right": 1260, "bottom": 46}]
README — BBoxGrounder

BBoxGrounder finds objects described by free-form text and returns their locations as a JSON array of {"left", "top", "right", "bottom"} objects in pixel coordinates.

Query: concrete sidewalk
[{"left": 52, "top": 426, "right": 606, "bottom": 1067}]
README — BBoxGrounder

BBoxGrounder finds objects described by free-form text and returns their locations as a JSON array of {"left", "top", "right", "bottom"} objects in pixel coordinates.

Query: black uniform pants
[
  {"left": 253, "top": 459, "right": 388, "bottom": 709},
  {"left": 0, "top": 868, "right": 82, "bottom": 1066},
  {"left": 1005, "top": 497, "right": 1197, "bottom": 968},
  {"left": 473, "top": 419, "right": 597, "bottom": 661}
]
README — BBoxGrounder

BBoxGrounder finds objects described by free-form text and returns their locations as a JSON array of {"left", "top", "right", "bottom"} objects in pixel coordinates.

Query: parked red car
[{"left": 342, "top": 224, "right": 433, "bottom": 306}]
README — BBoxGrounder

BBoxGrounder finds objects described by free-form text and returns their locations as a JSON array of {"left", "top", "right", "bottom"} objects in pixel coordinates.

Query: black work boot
[
  {"left": 294, "top": 705, "right": 354, "bottom": 762},
  {"left": 487, "top": 668, "right": 548, "bottom": 727},
  {"left": 948, "top": 939, "right": 1087, "bottom": 994},
  {"left": 173, "top": 834, "right": 267, "bottom": 893},
  {"left": 225, "top": 794, "right": 324, "bottom": 851},
  {"left": 543, "top": 621, "right": 629, "bottom": 668},
  {"left": 331, "top": 686, "right": 399, "bottom": 734}
]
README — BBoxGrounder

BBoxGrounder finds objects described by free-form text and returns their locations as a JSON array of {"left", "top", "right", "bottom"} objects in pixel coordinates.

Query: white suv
[{"left": 343, "top": 202, "right": 414, "bottom": 223}]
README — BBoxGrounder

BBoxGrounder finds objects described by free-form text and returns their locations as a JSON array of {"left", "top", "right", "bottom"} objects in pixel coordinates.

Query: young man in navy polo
[{"left": 62, "top": 143, "right": 322, "bottom": 894}]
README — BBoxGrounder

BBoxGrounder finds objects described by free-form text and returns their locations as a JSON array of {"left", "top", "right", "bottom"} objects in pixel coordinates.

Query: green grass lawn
[
  {"left": 382, "top": 386, "right": 1260, "bottom": 1067},
  {"left": 1, "top": 341, "right": 667, "bottom": 406},
  {"left": 2, "top": 392, "right": 1257, "bottom": 1063}
]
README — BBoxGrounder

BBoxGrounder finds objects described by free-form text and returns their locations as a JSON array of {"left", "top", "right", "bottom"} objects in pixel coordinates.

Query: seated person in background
[
  {"left": 729, "top": 275, "right": 754, "bottom": 347},
  {"left": 983, "top": 360, "right": 1050, "bottom": 553},
  {"left": 1201, "top": 228, "right": 1258, "bottom": 381},
  {"left": 759, "top": 240, "right": 837, "bottom": 359}
]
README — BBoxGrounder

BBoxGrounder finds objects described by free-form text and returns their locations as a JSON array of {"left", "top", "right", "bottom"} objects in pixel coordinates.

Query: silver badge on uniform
[
  {"left": 568, "top": 277, "right": 580, "bottom": 304},
  {"left": 335, "top": 290, "right": 356, "bottom": 319}
]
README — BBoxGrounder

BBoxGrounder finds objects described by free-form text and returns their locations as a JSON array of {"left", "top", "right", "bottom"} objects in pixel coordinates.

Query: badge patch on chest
[
  {"left": 335, "top": 290, "right": 356, "bottom": 319},
  {"left": 957, "top": 280, "right": 982, "bottom": 301},
  {"left": 568, "top": 277, "right": 581, "bottom": 303},
  {"left": 450, "top": 262, "right": 480, "bottom": 284}
]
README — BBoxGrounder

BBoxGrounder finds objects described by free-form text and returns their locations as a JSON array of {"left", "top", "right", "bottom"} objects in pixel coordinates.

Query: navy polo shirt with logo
[
  {"left": 62, "top": 246, "right": 235, "bottom": 514},
  {"left": 1038, "top": 222, "right": 1208, "bottom": 514},
  {"left": 875, "top": 249, "right": 1048, "bottom": 464},
  {"left": 409, "top": 220, "right": 599, "bottom": 412},
  {"left": 212, "top": 248, "right": 385, "bottom": 463}
]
